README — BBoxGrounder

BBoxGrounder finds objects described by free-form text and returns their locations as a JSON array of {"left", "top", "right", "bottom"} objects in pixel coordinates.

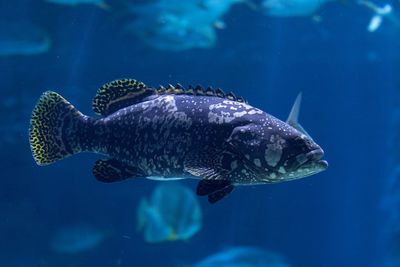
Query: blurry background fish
[
  {"left": 260, "top": 0, "right": 334, "bottom": 17},
  {"left": 123, "top": 0, "right": 246, "bottom": 51},
  {"left": 45, "top": 0, "right": 109, "bottom": 9},
  {"left": 358, "top": 0, "right": 400, "bottom": 32},
  {"left": 191, "top": 247, "right": 290, "bottom": 267},
  {"left": 0, "top": 21, "right": 51, "bottom": 56},
  {"left": 50, "top": 223, "right": 108, "bottom": 253},
  {"left": 137, "top": 183, "right": 202, "bottom": 243}
]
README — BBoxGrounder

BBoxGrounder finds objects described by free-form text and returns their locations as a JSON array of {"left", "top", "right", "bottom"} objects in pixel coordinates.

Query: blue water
[{"left": 0, "top": 1, "right": 398, "bottom": 266}]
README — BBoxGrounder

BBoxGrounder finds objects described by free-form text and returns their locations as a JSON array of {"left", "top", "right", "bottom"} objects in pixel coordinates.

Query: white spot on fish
[
  {"left": 248, "top": 109, "right": 262, "bottom": 115},
  {"left": 230, "top": 160, "right": 238, "bottom": 170},
  {"left": 264, "top": 146, "right": 282, "bottom": 167},
  {"left": 233, "top": 111, "right": 247, "bottom": 118},
  {"left": 264, "top": 135, "right": 286, "bottom": 167},
  {"left": 253, "top": 158, "right": 262, "bottom": 168}
]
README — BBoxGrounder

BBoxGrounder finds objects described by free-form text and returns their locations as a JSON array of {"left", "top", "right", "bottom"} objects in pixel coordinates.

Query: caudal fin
[{"left": 29, "top": 91, "right": 86, "bottom": 166}]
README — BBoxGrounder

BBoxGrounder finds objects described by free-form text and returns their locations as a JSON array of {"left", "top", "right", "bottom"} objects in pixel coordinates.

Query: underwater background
[{"left": 0, "top": 0, "right": 399, "bottom": 266}]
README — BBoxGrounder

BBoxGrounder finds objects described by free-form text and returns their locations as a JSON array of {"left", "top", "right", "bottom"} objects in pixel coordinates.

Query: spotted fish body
[{"left": 29, "top": 79, "right": 328, "bottom": 203}]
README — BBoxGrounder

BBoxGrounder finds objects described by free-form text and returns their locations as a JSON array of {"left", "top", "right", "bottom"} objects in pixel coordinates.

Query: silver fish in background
[
  {"left": 29, "top": 78, "right": 328, "bottom": 203},
  {"left": 191, "top": 247, "right": 290, "bottom": 267},
  {"left": 261, "top": 0, "right": 333, "bottom": 17},
  {"left": 358, "top": 0, "right": 400, "bottom": 32},
  {"left": 137, "top": 183, "right": 202, "bottom": 243},
  {"left": 125, "top": 0, "right": 243, "bottom": 51}
]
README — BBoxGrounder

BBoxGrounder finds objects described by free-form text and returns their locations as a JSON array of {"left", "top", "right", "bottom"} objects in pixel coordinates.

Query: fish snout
[
  {"left": 305, "top": 148, "right": 328, "bottom": 170},
  {"left": 305, "top": 147, "right": 324, "bottom": 161}
]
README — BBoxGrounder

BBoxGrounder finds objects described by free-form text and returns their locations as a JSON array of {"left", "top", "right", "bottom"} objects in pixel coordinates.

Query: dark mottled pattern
[
  {"left": 29, "top": 91, "right": 82, "bottom": 165},
  {"left": 93, "top": 95, "right": 239, "bottom": 177},
  {"left": 85, "top": 92, "right": 316, "bottom": 184},
  {"left": 92, "top": 158, "right": 145, "bottom": 183}
]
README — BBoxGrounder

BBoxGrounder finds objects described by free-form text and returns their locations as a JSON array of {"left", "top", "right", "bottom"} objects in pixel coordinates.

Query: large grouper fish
[{"left": 29, "top": 78, "right": 328, "bottom": 203}]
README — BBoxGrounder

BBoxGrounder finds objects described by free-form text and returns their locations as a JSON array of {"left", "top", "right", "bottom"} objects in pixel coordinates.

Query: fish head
[
  {"left": 227, "top": 119, "right": 327, "bottom": 183},
  {"left": 264, "top": 125, "right": 328, "bottom": 182}
]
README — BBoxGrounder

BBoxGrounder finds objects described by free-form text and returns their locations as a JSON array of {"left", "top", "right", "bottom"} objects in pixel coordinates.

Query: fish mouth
[{"left": 300, "top": 148, "right": 328, "bottom": 170}]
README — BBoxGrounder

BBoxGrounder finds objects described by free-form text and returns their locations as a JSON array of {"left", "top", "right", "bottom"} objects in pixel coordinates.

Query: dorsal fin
[
  {"left": 92, "top": 79, "right": 154, "bottom": 116},
  {"left": 93, "top": 79, "right": 249, "bottom": 116},
  {"left": 175, "top": 83, "right": 184, "bottom": 89},
  {"left": 205, "top": 86, "right": 215, "bottom": 96},
  {"left": 215, "top": 88, "right": 225, "bottom": 98},
  {"left": 286, "top": 93, "right": 313, "bottom": 139},
  {"left": 194, "top": 85, "right": 205, "bottom": 95},
  {"left": 225, "top": 92, "right": 237, "bottom": 101},
  {"left": 155, "top": 83, "right": 248, "bottom": 103},
  {"left": 185, "top": 85, "right": 195, "bottom": 95}
]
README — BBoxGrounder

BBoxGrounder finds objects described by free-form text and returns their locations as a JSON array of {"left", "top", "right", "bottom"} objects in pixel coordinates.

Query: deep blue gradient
[{"left": 0, "top": 1, "right": 398, "bottom": 267}]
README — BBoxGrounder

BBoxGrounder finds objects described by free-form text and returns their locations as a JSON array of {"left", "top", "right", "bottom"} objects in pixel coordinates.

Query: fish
[
  {"left": 29, "top": 78, "right": 328, "bottom": 203},
  {"left": 358, "top": 0, "right": 400, "bottom": 32},
  {"left": 261, "top": 0, "right": 333, "bottom": 17},
  {"left": 191, "top": 247, "right": 290, "bottom": 267},
  {"left": 125, "top": 0, "right": 242, "bottom": 50},
  {"left": 137, "top": 183, "right": 202, "bottom": 243},
  {"left": 125, "top": 15, "right": 217, "bottom": 51},
  {"left": 50, "top": 223, "right": 107, "bottom": 253},
  {"left": 0, "top": 21, "right": 51, "bottom": 56},
  {"left": 45, "top": 0, "right": 109, "bottom": 9}
]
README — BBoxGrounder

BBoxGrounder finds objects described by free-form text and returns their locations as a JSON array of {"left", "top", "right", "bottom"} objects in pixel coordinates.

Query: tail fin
[{"left": 29, "top": 91, "right": 86, "bottom": 166}]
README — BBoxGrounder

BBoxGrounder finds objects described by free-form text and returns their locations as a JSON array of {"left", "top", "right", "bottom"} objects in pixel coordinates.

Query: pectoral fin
[
  {"left": 93, "top": 158, "right": 144, "bottom": 183},
  {"left": 183, "top": 148, "right": 229, "bottom": 180},
  {"left": 207, "top": 184, "right": 235, "bottom": 203},
  {"left": 196, "top": 179, "right": 232, "bottom": 195},
  {"left": 196, "top": 180, "right": 235, "bottom": 203},
  {"left": 184, "top": 148, "right": 236, "bottom": 203}
]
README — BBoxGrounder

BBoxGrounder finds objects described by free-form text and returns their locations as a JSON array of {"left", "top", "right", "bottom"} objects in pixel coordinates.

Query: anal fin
[{"left": 93, "top": 158, "right": 144, "bottom": 183}]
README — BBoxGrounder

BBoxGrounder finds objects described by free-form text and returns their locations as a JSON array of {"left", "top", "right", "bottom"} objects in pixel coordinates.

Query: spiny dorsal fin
[
  {"left": 165, "top": 84, "right": 184, "bottom": 94},
  {"left": 92, "top": 78, "right": 154, "bottom": 116},
  {"left": 93, "top": 79, "right": 248, "bottom": 116},
  {"left": 225, "top": 92, "right": 236, "bottom": 101},
  {"left": 194, "top": 85, "right": 205, "bottom": 95},
  {"left": 215, "top": 88, "right": 225, "bottom": 98},
  {"left": 155, "top": 83, "right": 248, "bottom": 103}
]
